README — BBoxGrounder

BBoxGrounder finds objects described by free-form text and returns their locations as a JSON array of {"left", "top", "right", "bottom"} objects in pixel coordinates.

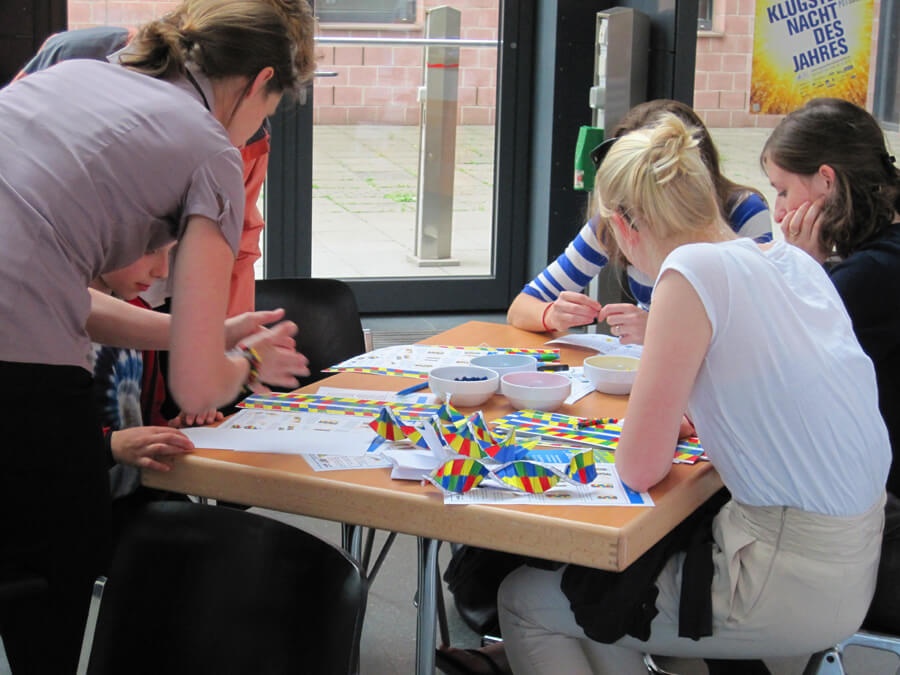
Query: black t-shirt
[{"left": 829, "top": 225, "right": 900, "bottom": 493}]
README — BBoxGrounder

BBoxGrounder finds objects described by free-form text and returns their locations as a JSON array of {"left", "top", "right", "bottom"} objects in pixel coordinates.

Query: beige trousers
[{"left": 498, "top": 495, "right": 885, "bottom": 675}]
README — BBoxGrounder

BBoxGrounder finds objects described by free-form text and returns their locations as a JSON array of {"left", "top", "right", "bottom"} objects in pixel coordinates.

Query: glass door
[{"left": 264, "top": 0, "right": 534, "bottom": 313}]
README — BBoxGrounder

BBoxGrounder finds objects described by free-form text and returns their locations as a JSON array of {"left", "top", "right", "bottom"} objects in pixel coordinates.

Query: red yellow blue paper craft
[
  {"left": 568, "top": 450, "right": 598, "bottom": 484},
  {"left": 467, "top": 411, "right": 493, "bottom": 443},
  {"left": 428, "top": 458, "right": 491, "bottom": 493},
  {"left": 443, "top": 433, "right": 491, "bottom": 459},
  {"left": 368, "top": 406, "right": 407, "bottom": 441},
  {"left": 492, "top": 461, "right": 561, "bottom": 493},
  {"left": 437, "top": 400, "right": 465, "bottom": 424},
  {"left": 399, "top": 423, "right": 431, "bottom": 449},
  {"left": 483, "top": 442, "right": 529, "bottom": 463}
]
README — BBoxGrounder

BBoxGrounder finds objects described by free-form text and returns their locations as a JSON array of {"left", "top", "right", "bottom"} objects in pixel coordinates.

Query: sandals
[{"left": 435, "top": 646, "right": 508, "bottom": 675}]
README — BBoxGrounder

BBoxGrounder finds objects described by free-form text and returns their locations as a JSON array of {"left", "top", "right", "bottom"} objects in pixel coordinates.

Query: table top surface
[{"left": 144, "top": 321, "right": 722, "bottom": 571}]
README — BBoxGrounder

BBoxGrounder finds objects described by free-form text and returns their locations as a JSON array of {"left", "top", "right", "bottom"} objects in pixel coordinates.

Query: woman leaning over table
[
  {"left": 506, "top": 99, "right": 771, "bottom": 342},
  {"left": 496, "top": 113, "right": 890, "bottom": 673},
  {"left": 0, "top": 1, "right": 314, "bottom": 671}
]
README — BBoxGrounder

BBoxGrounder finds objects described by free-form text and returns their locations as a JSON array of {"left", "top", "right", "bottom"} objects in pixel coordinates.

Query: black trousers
[{"left": 0, "top": 361, "right": 111, "bottom": 674}]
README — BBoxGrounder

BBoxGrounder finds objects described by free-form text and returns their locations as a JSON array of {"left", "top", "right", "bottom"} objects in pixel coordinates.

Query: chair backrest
[
  {"left": 255, "top": 278, "right": 367, "bottom": 385},
  {"left": 81, "top": 502, "right": 367, "bottom": 675}
]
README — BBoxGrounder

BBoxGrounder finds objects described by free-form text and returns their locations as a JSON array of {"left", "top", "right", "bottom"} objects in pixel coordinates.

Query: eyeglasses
[{"left": 589, "top": 136, "right": 619, "bottom": 170}]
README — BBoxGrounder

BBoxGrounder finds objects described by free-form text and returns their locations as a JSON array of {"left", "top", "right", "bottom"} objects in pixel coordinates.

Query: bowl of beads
[
  {"left": 500, "top": 371, "right": 571, "bottom": 412},
  {"left": 583, "top": 354, "right": 639, "bottom": 395},
  {"left": 428, "top": 365, "right": 500, "bottom": 407},
  {"left": 470, "top": 353, "right": 538, "bottom": 378}
]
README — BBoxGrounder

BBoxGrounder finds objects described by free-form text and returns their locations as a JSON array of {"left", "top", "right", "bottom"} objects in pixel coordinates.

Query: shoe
[{"left": 435, "top": 645, "right": 509, "bottom": 675}]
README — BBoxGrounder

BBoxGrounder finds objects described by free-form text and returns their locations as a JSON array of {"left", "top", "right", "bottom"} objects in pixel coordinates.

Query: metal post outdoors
[{"left": 410, "top": 6, "right": 460, "bottom": 267}]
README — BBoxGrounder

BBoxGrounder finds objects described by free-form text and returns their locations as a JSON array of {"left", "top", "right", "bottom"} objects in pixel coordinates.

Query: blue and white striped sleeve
[
  {"left": 521, "top": 221, "right": 609, "bottom": 301},
  {"left": 729, "top": 192, "right": 773, "bottom": 243}
]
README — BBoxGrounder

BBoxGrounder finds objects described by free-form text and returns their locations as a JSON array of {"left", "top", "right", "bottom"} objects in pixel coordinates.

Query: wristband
[
  {"left": 541, "top": 302, "right": 555, "bottom": 332},
  {"left": 237, "top": 343, "right": 262, "bottom": 393}
]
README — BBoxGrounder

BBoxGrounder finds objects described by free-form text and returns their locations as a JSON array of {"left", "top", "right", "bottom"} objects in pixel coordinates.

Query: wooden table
[{"left": 144, "top": 321, "right": 723, "bottom": 673}]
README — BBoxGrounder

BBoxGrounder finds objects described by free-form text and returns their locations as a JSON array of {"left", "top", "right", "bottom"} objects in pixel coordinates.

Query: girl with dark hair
[
  {"left": 0, "top": 1, "right": 315, "bottom": 671},
  {"left": 762, "top": 97, "right": 900, "bottom": 493}
]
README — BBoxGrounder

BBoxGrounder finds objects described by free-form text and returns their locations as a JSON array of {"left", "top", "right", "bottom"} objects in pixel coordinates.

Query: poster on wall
[{"left": 750, "top": 0, "right": 875, "bottom": 115}]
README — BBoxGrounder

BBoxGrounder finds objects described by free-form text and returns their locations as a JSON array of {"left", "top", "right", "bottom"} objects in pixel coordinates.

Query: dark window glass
[
  {"left": 316, "top": 0, "right": 417, "bottom": 24},
  {"left": 698, "top": 0, "right": 713, "bottom": 31}
]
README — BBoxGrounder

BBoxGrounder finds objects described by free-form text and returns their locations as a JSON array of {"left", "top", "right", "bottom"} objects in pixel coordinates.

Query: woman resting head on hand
[{"left": 494, "top": 113, "right": 889, "bottom": 675}]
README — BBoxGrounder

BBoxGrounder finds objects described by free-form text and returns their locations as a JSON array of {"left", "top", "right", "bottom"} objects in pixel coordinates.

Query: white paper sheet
[
  {"left": 182, "top": 409, "right": 376, "bottom": 456},
  {"left": 546, "top": 333, "right": 643, "bottom": 358}
]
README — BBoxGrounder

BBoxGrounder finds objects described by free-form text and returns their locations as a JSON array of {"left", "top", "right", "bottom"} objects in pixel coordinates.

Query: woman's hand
[
  {"left": 544, "top": 291, "right": 603, "bottom": 331},
  {"left": 239, "top": 321, "right": 311, "bottom": 391},
  {"left": 169, "top": 408, "right": 224, "bottom": 428},
  {"left": 598, "top": 303, "right": 649, "bottom": 345},
  {"left": 224, "top": 308, "right": 288, "bottom": 350},
  {"left": 781, "top": 197, "right": 829, "bottom": 263},
  {"left": 109, "top": 426, "right": 194, "bottom": 472}
]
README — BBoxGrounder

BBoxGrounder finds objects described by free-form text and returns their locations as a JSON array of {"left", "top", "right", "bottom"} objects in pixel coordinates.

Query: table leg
[
  {"left": 342, "top": 523, "right": 363, "bottom": 560},
  {"left": 416, "top": 537, "right": 440, "bottom": 674}
]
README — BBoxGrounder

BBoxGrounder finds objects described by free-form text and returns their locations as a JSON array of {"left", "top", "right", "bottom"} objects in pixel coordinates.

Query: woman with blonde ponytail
[
  {"left": 495, "top": 114, "right": 890, "bottom": 673},
  {"left": 0, "top": 2, "right": 314, "bottom": 672}
]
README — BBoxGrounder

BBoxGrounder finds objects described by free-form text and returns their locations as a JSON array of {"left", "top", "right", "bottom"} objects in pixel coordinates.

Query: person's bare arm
[
  {"left": 87, "top": 289, "right": 170, "bottom": 349},
  {"left": 614, "top": 271, "right": 710, "bottom": 491},
  {"left": 167, "top": 217, "right": 309, "bottom": 413},
  {"left": 88, "top": 288, "right": 293, "bottom": 352}
]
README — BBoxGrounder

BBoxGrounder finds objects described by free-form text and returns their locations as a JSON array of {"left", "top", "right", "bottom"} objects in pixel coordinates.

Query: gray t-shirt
[{"left": 0, "top": 59, "right": 243, "bottom": 369}]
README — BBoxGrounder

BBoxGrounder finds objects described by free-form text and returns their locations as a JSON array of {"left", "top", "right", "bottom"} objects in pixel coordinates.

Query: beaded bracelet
[
  {"left": 236, "top": 343, "right": 262, "bottom": 393},
  {"left": 541, "top": 301, "right": 555, "bottom": 332}
]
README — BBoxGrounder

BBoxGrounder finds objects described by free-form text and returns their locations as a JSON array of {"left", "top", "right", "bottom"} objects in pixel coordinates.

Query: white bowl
[
  {"left": 469, "top": 353, "right": 537, "bottom": 378},
  {"left": 583, "top": 355, "right": 639, "bottom": 395},
  {"left": 500, "top": 371, "right": 571, "bottom": 412},
  {"left": 428, "top": 365, "right": 499, "bottom": 407}
]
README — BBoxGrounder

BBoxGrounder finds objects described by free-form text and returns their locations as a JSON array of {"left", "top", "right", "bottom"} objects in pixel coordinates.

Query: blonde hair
[
  {"left": 594, "top": 113, "right": 720, "bottom": 242},
  {"left": 122, "top": 0, "right": 316, "bottom": 97}
]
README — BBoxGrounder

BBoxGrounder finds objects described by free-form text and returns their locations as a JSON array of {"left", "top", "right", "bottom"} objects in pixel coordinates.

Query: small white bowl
[
  {"left": 428, "top": 365, "right": 499, "bottom": 407},
  {"left": 470, "top": 353, "right": 537, "bottom": 378},
  {"left": 500, "top": 371, "right": 571, "bottom": 412},
  {"left": 583, "top": 355, "right": 639, "bottom": 395}
]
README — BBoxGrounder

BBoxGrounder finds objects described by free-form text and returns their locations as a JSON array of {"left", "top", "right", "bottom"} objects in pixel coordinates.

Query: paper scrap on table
[
  {"left": 546, "top": 333, "right": 643, "bottom": 358},
  {"left": 303, "top": 453, "right": 392, "bottom": 472},
  {"left": 181, "top": 409, "right": 375, "bottom": 456},
  {"left": 562, "top": 367, "right": 594, "bottom": 404}
]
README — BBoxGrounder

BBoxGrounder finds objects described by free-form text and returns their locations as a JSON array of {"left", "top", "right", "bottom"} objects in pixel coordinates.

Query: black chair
[
  {"left": 76, "top": 501, "right": 367, "bottom": 675},
  {"left": 255, "top": 278, "right": 401, "bottom": 584},
  {"left": 255, "top": 277, "right": 367, "bottom": 385}
]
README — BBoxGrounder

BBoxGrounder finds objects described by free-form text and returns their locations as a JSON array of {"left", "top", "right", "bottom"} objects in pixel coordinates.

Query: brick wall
[
  {"left": 67, "top": 0, "right": 499, "bottom": 126},
  {"left": 65, "top": 0, "right": 883, "bottom": 129},
  {"left": 312, "top": 0, "right": 497, "bottom": 125}
]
